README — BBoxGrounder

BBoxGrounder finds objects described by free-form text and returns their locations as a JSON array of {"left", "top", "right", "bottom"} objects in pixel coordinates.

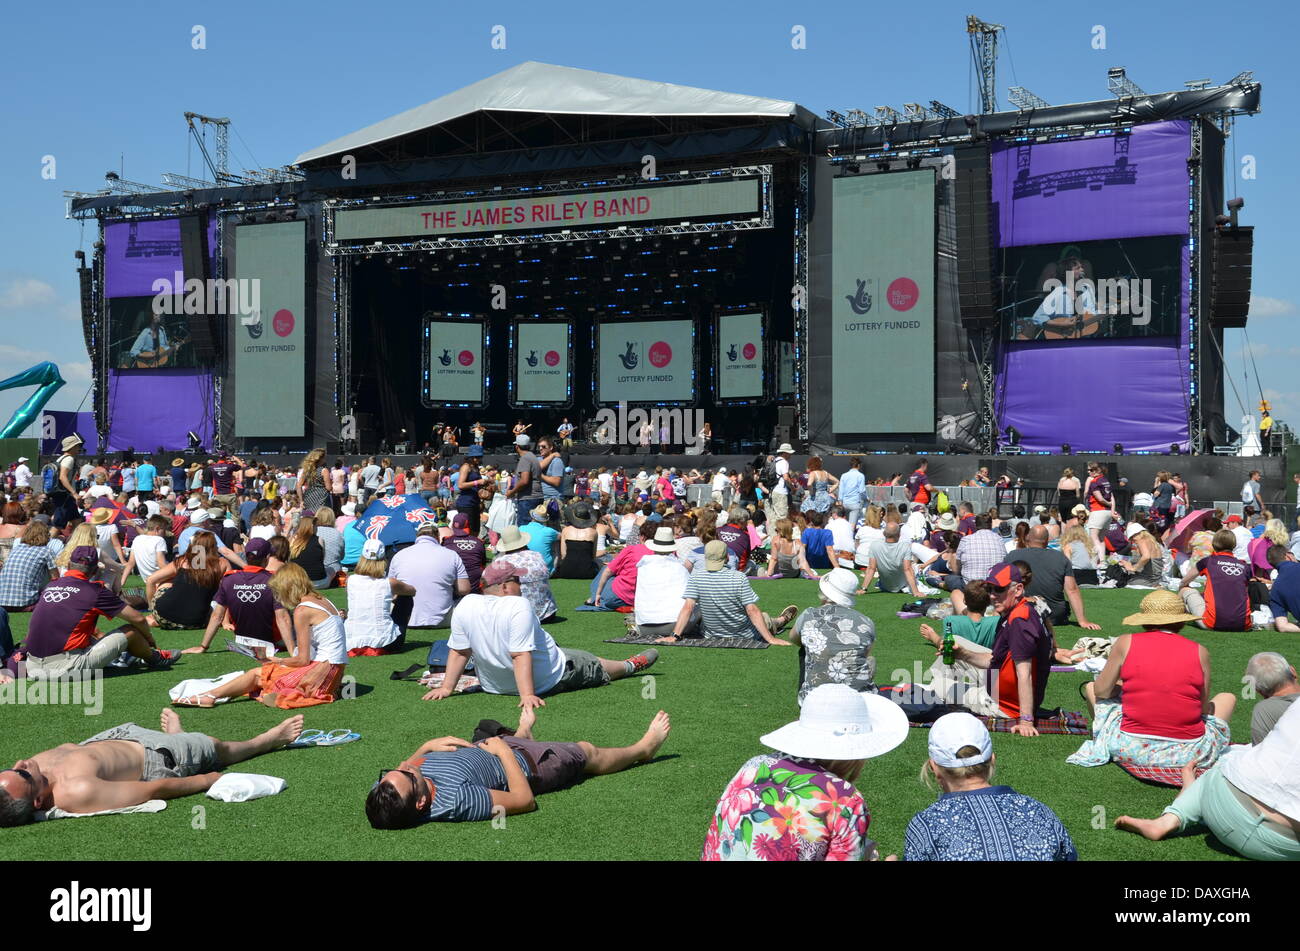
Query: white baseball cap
[
  {"left": 361, "top": 537, "right": 385, "bottom": 560},
  {"left": 761, "top": 684, "right": 908, "bottom": 760},
  {"left": 16, "top": 457, "right": 28, "bottom": 463},
  {"left": 514, "top": 434, "right": 531, "bottom": 447},
  {"left": 928, "top": 712, "right": 993, "bottom": 768},
  {"left": 189, "top": 510, "right": 210, "bottom": 524}
]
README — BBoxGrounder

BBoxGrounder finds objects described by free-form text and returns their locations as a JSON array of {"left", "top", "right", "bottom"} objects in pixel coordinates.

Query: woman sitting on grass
[
  {"left": 172, "top": 562, "right": 348, "bottom": 709},
  {"left": 1116, "top": 700, "right": 1300, "bottom": 861},
  {"left": 147, "top": 531, "right": 225, "bottom": 631},
  {"left": 762, "top": 518, "right": 816, "bottom": 580},
  {"left": 905, "top": 713, "right": 1077, "bottom": 861},
  {"left": 345, "top": 538, "right": 415, "bottom": 655},
  {"left": 702, "top": 684, "right": 907, "bottom": 861},
  {"left": 1067, "top": 590, "right": 1236, "bottom": 772}
]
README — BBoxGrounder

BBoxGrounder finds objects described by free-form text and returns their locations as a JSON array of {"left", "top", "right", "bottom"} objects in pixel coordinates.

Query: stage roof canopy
[{"left": 296, "top": 61, "right": 819, "bottom": 164}]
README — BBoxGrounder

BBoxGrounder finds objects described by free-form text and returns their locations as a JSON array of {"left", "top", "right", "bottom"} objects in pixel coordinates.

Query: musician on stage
[
  {"left": 127, "top": 314, "right": 173, "bottom": 366},
  {"left": 1031, "top": 258, "right": 1095, "bottom": 330}
]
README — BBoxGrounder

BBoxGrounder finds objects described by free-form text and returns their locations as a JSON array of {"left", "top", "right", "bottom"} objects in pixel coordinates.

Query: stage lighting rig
[
  {"left": 1107, "top": 67, "right": 1146, "bottom": 99},
  {"left": 1227, "top": 197, "right": 1245, "bottom": 227},
  {"left": 929, "top": 100, "right": 959, "bottom": 119}
]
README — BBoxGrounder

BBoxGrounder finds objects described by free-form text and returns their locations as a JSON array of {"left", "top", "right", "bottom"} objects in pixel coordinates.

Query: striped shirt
[
  {"left": 683, "top": 567, "right": 759, "bottom": 638},
  {"left": 419, "top": 746, "right": 531, "bottom": 823}
]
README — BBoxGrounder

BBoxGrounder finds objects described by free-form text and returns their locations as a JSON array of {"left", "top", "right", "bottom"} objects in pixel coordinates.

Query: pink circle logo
[
  {"left": 742, "top": 342, "right": 757, "bottom": 360},
  {"left": 544, "top": 350, "right": 560, "bottom": 367},
  {"left": 648, "top": 342, "right": 672, "bottom": 368},
  {"left": 458, "top": 350, "right": 474, "bottom": 366},
  {"left": 272, "top": 309, "right": 295, "bottom": 337},
  {"left": 887, "top": 277, "right": 919, "bottom": 311}
]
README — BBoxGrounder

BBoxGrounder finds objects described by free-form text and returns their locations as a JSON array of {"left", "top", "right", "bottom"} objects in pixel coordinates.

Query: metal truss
[
  {"left": 1188, "top": 120, "right": 1204, "bottom": 454},
  {"left": 793, "top": 155, "right": 810, "bottom": 441}
]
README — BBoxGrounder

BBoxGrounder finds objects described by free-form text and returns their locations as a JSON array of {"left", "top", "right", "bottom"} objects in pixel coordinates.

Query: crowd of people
[{"left": 0, "top": 436, "right": 1295, "bottom": 862}]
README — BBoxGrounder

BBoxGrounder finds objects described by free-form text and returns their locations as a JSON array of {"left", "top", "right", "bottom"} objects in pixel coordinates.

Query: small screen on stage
[
  {"left": 998, "top": 235, "right": 1183, "bottom": 341},
  {"left": 716, "top": 311, "right": 764, "bottom": 401},
  {"left": 515, "top": 322, "right": 570, "bottom": 404},
  {"left": 425, "top": 319, "right": 485, "bottom": 405},
  {"left": 108, "top": 298, "right": 202, "bottom": 369},
  {"left": 597, "top": 319, "right": 695, "bottom": 404}
]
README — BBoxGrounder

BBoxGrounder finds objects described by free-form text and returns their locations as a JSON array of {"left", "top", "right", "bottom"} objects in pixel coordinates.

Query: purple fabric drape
[{"left": 106, "top": 369, "right": 214, "bottom": 451}]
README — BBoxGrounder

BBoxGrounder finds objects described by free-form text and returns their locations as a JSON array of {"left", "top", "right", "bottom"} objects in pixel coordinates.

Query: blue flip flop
[
  {"left": 286, "top": 729, "right": 325, "bottom": 749},
  {"left": 316, "top": 729, "right": 361, "bottom": 747}
]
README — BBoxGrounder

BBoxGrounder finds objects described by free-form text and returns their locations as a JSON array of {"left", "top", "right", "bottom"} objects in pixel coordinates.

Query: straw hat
[
  {"left": 761, "top": 684, "right": 908, "bottom": 760},
  {"left": 61, "top": 435, "right": 84, "bottom": 453},
  {"left": 1071, "top": 504, "right": 1089, "bottom": 519},
  {"left": 90, "top": 507, "right": 114, "bottom": 526},
  {"left": 1123, "top": 589, "right": 1199, "bottom": 627},
  {"left": 495, "top": 525, "right": 529, "bottom": 553}
]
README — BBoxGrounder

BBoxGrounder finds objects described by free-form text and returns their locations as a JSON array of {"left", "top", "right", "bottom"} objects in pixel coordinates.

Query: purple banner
[
  {"left": 998, "top": 244, "right": 1191, "bottom": 452},
  {"left": 106, "top": 369, "right": 214, "bottom": 451},
  {"left": 104, "top": 215, "right": 219, "bottom": 298},
  {"left": 40, "top": 411, "right": 98, "bottom": 456},
  {"left": 991, "top": 120, "right": 1190, "bottom": 246}
]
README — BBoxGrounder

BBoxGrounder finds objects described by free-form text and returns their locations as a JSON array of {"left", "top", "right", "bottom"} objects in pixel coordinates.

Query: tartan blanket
[
  {"left": 604, "top": 633, "right": 768, "bottom": 650},
  {"left": 1116, "top": 761, "right": 1209, "bottom": 788},
  {"left": 907, "top": 711, "right": 1091, "bottom": 735}
]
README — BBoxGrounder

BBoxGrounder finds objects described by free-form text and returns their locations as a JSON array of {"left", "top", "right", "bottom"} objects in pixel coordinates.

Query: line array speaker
[
  {"left": 1210, "top": 225, "right": 1253, "bottom": 328},
  {"left": 178, "top": 214, "right": 221, "bottom": 362},
  {"left": 954, "top": 145, "right": 995, "bottom": 326}
]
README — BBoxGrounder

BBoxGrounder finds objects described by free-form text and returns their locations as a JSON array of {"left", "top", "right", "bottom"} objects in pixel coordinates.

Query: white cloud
[
  {"left": 1248, "top": 296, "right": 1296, "bottom": 319},
  {"left": 0, "top": 278, "right": 57, "bottom": 312}
]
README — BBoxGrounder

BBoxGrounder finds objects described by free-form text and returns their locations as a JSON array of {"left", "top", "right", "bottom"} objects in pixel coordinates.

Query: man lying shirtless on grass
[
  {"left": 365, "top": 705, "right": 671, "bottom": 828},
  {"left": 0, "top": 708, "right": 304, "bottom": 826}
]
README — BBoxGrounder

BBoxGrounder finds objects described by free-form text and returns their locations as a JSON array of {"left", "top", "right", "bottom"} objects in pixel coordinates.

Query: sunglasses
[
  {"left": 7, "top": 767, "right": 34, "bottom": 789},
  {"left": 989, "top": 584, "right": 1012, "bottom": 594}
]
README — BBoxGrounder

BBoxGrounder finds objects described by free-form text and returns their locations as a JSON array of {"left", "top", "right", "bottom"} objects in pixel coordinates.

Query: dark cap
[
  {"left": 69, "top": 545, "right": 99, "bottom": 568},
  {"left": 244, "top": 537, "right": 271, "bottom": 560},
  {"left": 481, "top": 561, "right": 527, "bottom": 588},
  {"left": 986, "top": 562, "right": 1024, "bottom": 587}
]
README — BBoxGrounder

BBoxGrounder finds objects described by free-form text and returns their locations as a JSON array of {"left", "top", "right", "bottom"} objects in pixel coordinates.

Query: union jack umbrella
[{"left": 353, "top": 493, "right": 438, "bottom": 548}]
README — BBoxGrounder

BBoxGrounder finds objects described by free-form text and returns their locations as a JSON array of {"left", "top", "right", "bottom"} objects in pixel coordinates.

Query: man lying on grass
[
  {"left": 365, "top": 704, "right": 670, "bottom": 828},
  {"left": 0, "top": 708, "right": 304, "bottom": 826}
]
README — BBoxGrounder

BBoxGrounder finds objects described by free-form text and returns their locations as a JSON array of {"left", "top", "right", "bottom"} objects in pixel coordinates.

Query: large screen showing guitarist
[
  {"left": 998, "top": 236, "right": 1181, "bottom": 342},
  {"left": 114, "top": 309, "right": 194, "bottom": 369}
]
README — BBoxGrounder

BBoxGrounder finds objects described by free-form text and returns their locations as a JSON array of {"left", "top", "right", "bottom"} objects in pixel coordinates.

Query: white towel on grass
[
  {"left": 36, "top": 800, "right": 167, "bottom": 821},
  {"left": 206, "top": 773, "right": 286, "bottom": 802}
]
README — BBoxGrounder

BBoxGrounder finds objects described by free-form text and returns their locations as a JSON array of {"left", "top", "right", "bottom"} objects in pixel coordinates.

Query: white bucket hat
[
  {"left": 928, "top": 712, "right": 993, "bottom": 768},
  {"left": 761, "top": 684, "right": 908, "bottom": 761},
  {"left": 818, "top": 567, "right": 859, "bottom": 608},
  {"left": 776, "top": 443, "right": 795, "bottom": 455},
  {"left": 495, "top": 525, "right": 528, "bottom": 553}
]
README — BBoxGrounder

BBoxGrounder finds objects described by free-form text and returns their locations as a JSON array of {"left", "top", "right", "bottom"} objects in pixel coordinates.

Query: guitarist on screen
[
  {"left": 125, "top": 314, "right": 186, "bottom": 368},
  {"left": 1030, "top": 256, "right": 1102, "bottom": 339}
]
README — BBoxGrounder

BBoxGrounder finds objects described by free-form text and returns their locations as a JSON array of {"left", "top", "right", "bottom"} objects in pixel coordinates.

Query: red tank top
[{"left": 1119, "top": 631, "right": 1205, "bottom": 740}]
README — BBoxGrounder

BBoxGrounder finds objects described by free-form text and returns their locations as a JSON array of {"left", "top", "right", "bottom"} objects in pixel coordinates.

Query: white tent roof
[{"left": 295, "top": 61, "right": 810, "bottom": 164}]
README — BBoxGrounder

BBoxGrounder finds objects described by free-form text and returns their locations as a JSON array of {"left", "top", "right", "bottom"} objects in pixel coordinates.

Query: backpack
[
  {"left": 759, "top": 459, "right": 777, "bottom": 488},
  {"left": 934, "top": 490, "right": 951, "bottom": 514},
  {"left": 1241, "top": 483, "right": 1254, "bottom": 504},
  {"left": 43, "top": 463, "right": 58, "bottom": 494}
]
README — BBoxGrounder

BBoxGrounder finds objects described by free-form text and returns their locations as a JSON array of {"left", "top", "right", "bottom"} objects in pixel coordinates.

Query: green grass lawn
[{"left": 0, "top": 577, "right": 1273, "bottom": 860}]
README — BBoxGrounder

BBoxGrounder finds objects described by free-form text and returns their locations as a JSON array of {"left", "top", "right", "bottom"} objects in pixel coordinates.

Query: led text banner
[{"left": 336, "top": 177, "right": 760, "bottom": 242}]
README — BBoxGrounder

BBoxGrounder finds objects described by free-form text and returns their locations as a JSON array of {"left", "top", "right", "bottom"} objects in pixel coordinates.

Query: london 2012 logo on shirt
[{"left": 846, "top": 278, "right": 873, "bottom": 315}]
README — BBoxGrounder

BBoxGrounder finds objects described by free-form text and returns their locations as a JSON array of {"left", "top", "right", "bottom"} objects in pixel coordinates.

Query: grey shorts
[
  {"left": 502, "top": 736, "right": 588, "bottom": 795},
  {"left": 547, "top": 648, "right": 611, "bottom": 694},
  {"left": 80, "top": 723, "right": 219, "bottom": 780}
]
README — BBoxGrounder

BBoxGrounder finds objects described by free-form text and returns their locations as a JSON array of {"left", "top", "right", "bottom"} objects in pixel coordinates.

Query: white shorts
[{"left": 1086, "top": 509, "right": 1113, "bottom": 532}]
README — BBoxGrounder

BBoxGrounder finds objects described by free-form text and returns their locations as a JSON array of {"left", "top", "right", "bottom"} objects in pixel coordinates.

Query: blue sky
[{"left": 1, "top": 0, "right": 1295, "bottom": 436}]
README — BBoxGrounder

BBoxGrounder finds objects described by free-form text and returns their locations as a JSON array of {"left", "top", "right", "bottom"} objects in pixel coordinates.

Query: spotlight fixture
[
  {"left": 845, "top": 162, "right": 861, "bottom": 174},
  {"left": 906, "top": 156, "right": 922, "bottom": 170},
  {"left": 1004, "top": 426, "right": 1021, "bottom": 446},
  {"left": 1112, "top": 443, "right": 1124, "bottom": 455},
  {"left": 1226, "top": 197, "right": 1245, "bottom": 227},
  {"left": 876, "top": 160, "right": 891, "bottom": 173},
  {"left": 186, "top": 431, "right": 202, "bottom": 451},
  {"left": 1169, "top": 442, "right": 1180, "bottom": 455},
  {"left": 902, "top": 444, "right": 913, "bottom": 454},
  {"left": 1061, "top": 443, "right": 1072, "bottom": 454}
]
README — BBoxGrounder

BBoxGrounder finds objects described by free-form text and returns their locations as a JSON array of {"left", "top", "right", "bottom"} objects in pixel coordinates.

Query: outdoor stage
[{"left": 66, "top": 63, "right": 1261, "bottom": 461}]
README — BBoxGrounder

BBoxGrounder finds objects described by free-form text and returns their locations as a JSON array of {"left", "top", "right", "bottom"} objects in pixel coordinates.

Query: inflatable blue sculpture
[{"left": 0, "top": 362, "right": 66, "bottom": 438}]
